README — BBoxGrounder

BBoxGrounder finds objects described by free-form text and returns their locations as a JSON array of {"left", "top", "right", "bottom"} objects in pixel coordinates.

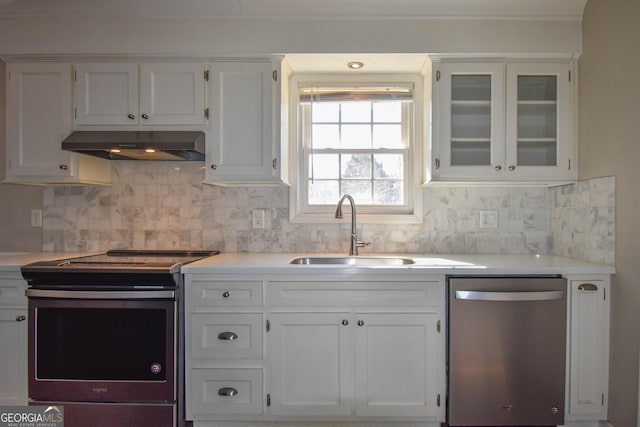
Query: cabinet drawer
[
  {"left": 190, "top": 368, "right": 262, "bottom": 416},
  {"left": 268, "top": 280, "right": 443, "bottom": 307},
  {"left": 191, "top": 313, "right": 263, "bottom": 359},
  {"left": 0, "top": 277, "right": 27, "bottom": 307},
  {"left": 190, "top": 280, "right": 263, "bottom": 307}
]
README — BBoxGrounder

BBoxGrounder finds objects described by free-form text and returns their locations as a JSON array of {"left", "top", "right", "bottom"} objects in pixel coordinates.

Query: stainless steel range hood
[{"left": 61, "top": 131, "right": 205, "bottom": 161}]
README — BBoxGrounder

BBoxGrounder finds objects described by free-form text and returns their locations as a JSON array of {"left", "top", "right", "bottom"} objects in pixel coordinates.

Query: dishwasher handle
[{"left": 455, "top": 290, "right": 563, "bottom": 302}]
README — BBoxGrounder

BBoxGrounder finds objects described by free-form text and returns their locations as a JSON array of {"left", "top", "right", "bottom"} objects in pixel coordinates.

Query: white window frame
[{"left": 288, "top": 73, "right": 425, "bottom": 224}]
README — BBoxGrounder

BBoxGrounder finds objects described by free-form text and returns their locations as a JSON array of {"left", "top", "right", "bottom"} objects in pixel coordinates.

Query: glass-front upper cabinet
[
  {"left": 433, "top": 62, "right": 505, "bottom": 180},
  {"left": 505, "top": 62, "right": 574, "bottom": 180},
  {"left": 431, "top": 60, "right": 576, "bottom": 183}
]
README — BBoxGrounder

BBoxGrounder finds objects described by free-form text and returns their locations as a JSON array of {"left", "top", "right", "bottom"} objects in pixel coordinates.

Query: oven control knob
[{"left": 150, "top": 363, "right": 162, "bottom": 374}]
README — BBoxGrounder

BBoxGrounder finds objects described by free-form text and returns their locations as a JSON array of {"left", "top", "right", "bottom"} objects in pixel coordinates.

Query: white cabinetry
[
  {"left": 566, "top": 276, "right": 610, "bottom": 422},
  {"left": 74, "top": 62, "right": 207, "bottom": 126},
  {"left": 431, "top": 60, "right": 576, "bottom": 183},
  {"left": 4, "top": 62, "right": 111, "bottom": 185},
  {"left": 185, "top": 277, "right": 264, "bottom": 421},
  {"left": 0, "top": 272, "right": 28, "bottom": 405},
  {"left": 204, "top": 60, "right": 285, "bottom": 186},
  {"left": 267, "top": 277, "right": 445, "bottom": 421},
  {"left": 184, "top": 273, "right": 445, "bottom": 424}
]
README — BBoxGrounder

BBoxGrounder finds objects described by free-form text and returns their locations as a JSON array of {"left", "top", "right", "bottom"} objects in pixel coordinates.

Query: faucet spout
[{"left": 335, "top": 194, "right": 366, "bottom": 256}]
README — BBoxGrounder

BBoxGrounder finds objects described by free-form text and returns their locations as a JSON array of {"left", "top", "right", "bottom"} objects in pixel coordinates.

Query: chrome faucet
[{"left": 334, "top": 194, "right": 368, "bottom": 256}]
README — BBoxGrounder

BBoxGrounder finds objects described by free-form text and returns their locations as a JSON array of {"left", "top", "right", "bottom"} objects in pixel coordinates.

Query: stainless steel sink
[{"left": 289, "top": 256, "right": 415, "bottom": 266}]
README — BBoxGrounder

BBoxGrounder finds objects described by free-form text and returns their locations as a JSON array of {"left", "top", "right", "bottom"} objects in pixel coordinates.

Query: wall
[
  {"left": 41, "top": 161, "right": 615, "bottom": 266},
  {"left": 0, "top": 61, "right": 43, "bottom": 252},
  {"left": 580, "top": 0, "right": 640, "bottom": 425}
]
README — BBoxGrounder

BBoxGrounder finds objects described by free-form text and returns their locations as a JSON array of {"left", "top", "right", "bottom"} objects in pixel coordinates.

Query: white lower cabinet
[
  {"left": 185, "top": 273, "right": 446, "bottom": 423},
  {"left": 565, "top": 276, "right": 611, "bottom": 422},
  {"left": 266, "top": 276, "right": 445, "bottom": 421},
  {"left": 268, "top": 312, "right": 353, "bottom": 417},
  {"left": 0, "top": 273, "right": 28, "bottom": 406}
]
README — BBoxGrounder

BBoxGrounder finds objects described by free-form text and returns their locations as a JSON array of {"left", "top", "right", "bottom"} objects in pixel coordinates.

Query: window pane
[
  {"left": 341, "top": 124, "right": 371, "bottom": 148},
  {"left": 341, "top": 154, "right": 371, "bottom": 178},
  {"left": 341, "top": 102, "right": 371, "bottom": 122},
  {"left": 312, "top": 124, "right": 340, "bottom": 149},
  {"left": 342, "top": 180, "right": 372, "bottom": 203},
  {"left": 374, "top": 180, "right": 404, "bottom": 204},
  {"left": 310, "top": 154, "right": 339, "bottom": 179},
  {"left": 373, "top": 102, "right": 401, "bottom": 122},
  {"left": 373, "top": 124, "right": 403, "bottom": 148},
  {"left": 312, "top": 102, "right": 339, "bottom": 122},
  {"left": 373, "top": 154, "right": 404, "bottom": 179},
  {"left": 309, "top": 180, "right": 339, "bottom": 204}
]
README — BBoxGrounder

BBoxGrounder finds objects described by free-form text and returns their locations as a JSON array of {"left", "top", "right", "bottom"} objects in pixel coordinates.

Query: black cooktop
[{"left": 22, "top": 249, "right": 220, "bottom": 289}]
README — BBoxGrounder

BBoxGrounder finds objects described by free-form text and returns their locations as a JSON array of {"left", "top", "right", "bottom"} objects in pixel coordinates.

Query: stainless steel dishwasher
[{"left": 448, "top": 276, "right": 567, "bottom": 426}]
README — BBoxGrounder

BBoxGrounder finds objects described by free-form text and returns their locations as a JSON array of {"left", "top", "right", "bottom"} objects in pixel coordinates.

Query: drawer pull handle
[
  {"left": 578, "top": 283, "right": 598, "bottom": 291},
  {"left": 218, "top": 331, "right": 238, "bottom": 341},
  {"left": 218, "top": 387, "right": 238, "bottom": 397},
  {"left": 222, "top": 291, "right": 231, "bottom": 298},
  {"left": 15, "top": 315, "right": 26, "bottom": 322}
]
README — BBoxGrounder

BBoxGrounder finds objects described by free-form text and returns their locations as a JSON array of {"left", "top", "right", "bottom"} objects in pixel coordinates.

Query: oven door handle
[{"left": 26, "top": 289, "right": 175, "bottom": 300}]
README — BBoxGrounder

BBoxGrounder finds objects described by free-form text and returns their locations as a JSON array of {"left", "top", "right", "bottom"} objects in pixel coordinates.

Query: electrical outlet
[
  {"left": 252, "top": 209, "right": 266, "bottom": 229},
  {"left": 31, "top": 209, "right": 43, "bottom": 227},
  {"left": 479, "top": 210, "right": 498, "bottom": 229}
]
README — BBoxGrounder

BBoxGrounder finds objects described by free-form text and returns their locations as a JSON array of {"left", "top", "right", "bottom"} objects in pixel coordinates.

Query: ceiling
[{"left": 0, "top": 0, "right": 588, "bottom": 19}]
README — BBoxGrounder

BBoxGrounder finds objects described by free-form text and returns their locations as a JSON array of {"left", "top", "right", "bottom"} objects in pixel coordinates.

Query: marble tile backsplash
[{"left": 41, "top": 162, "right": 615, "bottom": 265}]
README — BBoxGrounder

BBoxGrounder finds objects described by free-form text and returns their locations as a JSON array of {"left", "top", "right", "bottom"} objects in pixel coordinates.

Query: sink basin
[{"left": 289, "top": 256, "right": 415, "bottom": 266}]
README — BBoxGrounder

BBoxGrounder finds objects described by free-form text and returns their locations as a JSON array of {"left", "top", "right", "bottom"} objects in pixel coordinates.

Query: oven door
[{"left": 27, "top": 290, "right": 176, "bottom": 403}]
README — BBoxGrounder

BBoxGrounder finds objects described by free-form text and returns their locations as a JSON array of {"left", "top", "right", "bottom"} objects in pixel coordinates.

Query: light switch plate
[
  {"left": 31, "top": 209, "right": 43, "bottom": 227},
  {"left": 479, "top": 210, "right": 498, "bottom": 229}
]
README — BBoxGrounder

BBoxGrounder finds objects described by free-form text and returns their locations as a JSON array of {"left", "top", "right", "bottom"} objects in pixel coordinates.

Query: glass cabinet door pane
[
  {"left": 517, "top": 75, "right": 558, "bottom": 166},
  {"left": 450, "top": 75, "right": 492, "bottom": 166}
]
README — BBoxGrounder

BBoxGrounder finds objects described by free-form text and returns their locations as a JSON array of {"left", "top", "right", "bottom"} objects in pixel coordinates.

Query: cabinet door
[
  {"left": 354, "top": 313, "right": 441, "bottom": 418},
  {"left": 433, "top": 62, "right": 505, "bottom": 180},
  {"left": 268, "top": 312, "right": 353, "bottom": 416},
  {"left": 74, "top": 62, "right": 139, "bottom": 125},
  {"left": 140, "top": 62, "right": 206, "bottom": 126},
  {"left": 5, "top": 63, "right": 74, "bottom": 178},
  {"left": 505, "top": 62, "right": 575, "bottom": 180},
  {"left": 567, "top": 278, "right": 610, "bottom": 420},
  {"left": 0, "top": 309, "right": 28, "bottom": 405},
  {"left": 206, "top": 61, "right": 279, "bottom": 183}
]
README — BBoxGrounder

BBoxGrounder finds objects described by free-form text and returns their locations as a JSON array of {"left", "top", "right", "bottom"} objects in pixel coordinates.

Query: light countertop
[
  {"left": 0, "top": 252, "right": 95, "bottom": 272},
  {"left": 183, "top": 253, "right": 616, "bottom": 276}
]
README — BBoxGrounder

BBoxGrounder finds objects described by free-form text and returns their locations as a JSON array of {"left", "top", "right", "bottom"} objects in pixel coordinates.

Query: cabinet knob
[
  {"left": 218, "top": 387, "right": 238, "bottom": 397},
  {"left": 15, "top": 315, "right": 26, "bottom": 322},
  {"left": 59, "top": 164, "right": 69, "bottom": 170},
  {"left": 494, "top": 165, "right": 502, "bottom": 171},
  {"left": 127, "top": 113, "right": 136, "bottom": 120},
  {"left": 218, "top": 331, "right": 238, "bottom": 341},
  {"left": 222, "top": 291, "right": 231, "bottom": 298},
  {"left": 357, "top": 320, "right": 365, "bottom": 327},
  {"left": 142, "top": 113, "right": 149, "bottom": 120},
  {"left": 211, "top": 164, "right": 218, "bottom": 170},
  {"left": 578, "top": 283, "right": 598, "bottom": 291},
  {"left": 342, "top": 319, "right": 349, "bottom": 326},
  {"left": 508, "top": 165, "right": 516, "bottom": 171}
]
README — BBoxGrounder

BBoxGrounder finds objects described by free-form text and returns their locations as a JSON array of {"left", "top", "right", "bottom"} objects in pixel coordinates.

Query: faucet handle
[{"left": 356, "top": 241, "right": 370, "bottom": 249}]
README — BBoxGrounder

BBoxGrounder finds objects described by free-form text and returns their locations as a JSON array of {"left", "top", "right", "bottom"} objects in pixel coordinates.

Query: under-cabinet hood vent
[{"left": 61, "top": 131, "right": 205, "bottom": 161}]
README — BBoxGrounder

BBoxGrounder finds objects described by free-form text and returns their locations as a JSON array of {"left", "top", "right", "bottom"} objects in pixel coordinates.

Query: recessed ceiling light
[
  {"left": 347, "top": 61, "right": 364, "bottom": 70},
  {"left": 145, "top": 149, "right": 156, "bottom": 153}
]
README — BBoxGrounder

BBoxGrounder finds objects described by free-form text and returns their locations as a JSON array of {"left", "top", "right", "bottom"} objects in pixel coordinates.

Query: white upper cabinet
[
  {"left": 74, "top": 62, "right": 206, "bottom": 127},
  {"left": 5, "top": 62, "right": 110, "bottom": 185},
  {"left": 204, "top": 60, "right": 285, "bottom": 186},
  {"left": 431, "top": 60, "right": 576, "bottom": 183}
]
